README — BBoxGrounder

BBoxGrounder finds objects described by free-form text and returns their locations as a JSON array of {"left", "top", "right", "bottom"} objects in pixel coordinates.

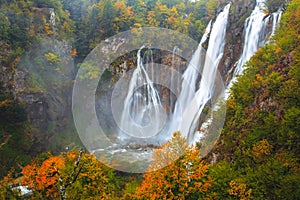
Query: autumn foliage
[
  {"left": 21, "top": 150, "right": 117, "bottom": 199},
  {"left": 22, "top": 154, "right": 65, "bottom": 198},
  {"left": 134, "top": 132, "right": 212, "bottom": 200}
]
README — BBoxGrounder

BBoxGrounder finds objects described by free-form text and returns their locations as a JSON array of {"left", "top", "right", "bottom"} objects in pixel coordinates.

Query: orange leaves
[
  {"left": 70, "top": 48, "right": 77, "bottom": 57},
  {"left": 252, "top": 139, "right": 273, "bottom": 159},
  {"left": 22, "top": 155, "right": 65, "bottom": 198},
  {"left": 22, "top": 165, "right": 36, "bottom": 188},
  {"left": 252, "top": 73, "right": 264, "bottom": 89},
  {"left": 255, "top": 73, "right": 263, "bottom": 81},
  {"left": 44, "top": 23, "right": 52, "bottom": 35},
  {"left": 135, "top": 132, "right": 212, "bottom": 199},
  {"left": 114, "top": 0, "right": 133, "bottom": 17},
  {"left": 0, "top": 100, "right": 13, "bottom": 107},
  {"left": 36, "top": 156, "right": 65, "bottom": 189}
]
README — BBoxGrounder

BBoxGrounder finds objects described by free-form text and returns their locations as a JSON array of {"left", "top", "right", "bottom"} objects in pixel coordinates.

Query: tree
[
  {"left": 114, "top": 0, "right": 134, "bottom": 33},
  {"left": 22, "top": 155, "right": 65, "bottom": 198},
  {"left": 0, "top": 12, "right": 10, "bottom": 40},
  {"left": 206, "top": 0, "right": 220, "bottom": 18},
  {"left": 22, "top": 150, "right": 117, "bottom": 199},
  {"left": 99, "top": 0, "right": 117, "bottom": 38},
  {"left": 62, "top": 151, "right": 116, "bottom": 199},
  {"left": 134, "top": 132, "right": 212, "bottom": 199}
]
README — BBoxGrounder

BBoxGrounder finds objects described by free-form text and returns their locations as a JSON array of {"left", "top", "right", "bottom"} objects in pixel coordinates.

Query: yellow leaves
[
  {"left": 62, "top": 21, "right": 67, "bottom": 28},
  {"left": 147, "top": 2, "right": 186, "bottom": 31},
  {"left": 44, "top": 23, "right": 52, "bottom": 35},
  {"left": 54, "top": 67, "right": 61, "bottom": 72},
  {"left": 227, "top": 97, "right": 237, "bottom": 110},
  {"left": 29, "top": 25, "right": 35, "bottom": 36},
  {"left": 66, "top": 150, "right": 78, "bottom": 161},
  {"left": 133, "top": 23, "right": 142, "bottom": 28},
  {"left": 166, "top": 16, "right": 177, "bottom": 28},
  {"left": 147, "top": 11, "right": 158, "bottom": 26},
  {"left": 170, "top": 6, "right": 178, "bottom": 15},
  {"left": 113, "top": 0, "right": 133, "bottom": 33},
  {"left": 44, "top": 52, "right": 60, "bottom": 64},
  {"left": 206, "top": 0, "right": 221, "bottom": 18},
  {"left": 114, "top": 0, "right": 133, "bottom": 17},
  {"left": 252, "top": 139, "right": 273, "bottom": 158},
  {"left": 228, "top": 180, "right": 252, "bottom": 200}
]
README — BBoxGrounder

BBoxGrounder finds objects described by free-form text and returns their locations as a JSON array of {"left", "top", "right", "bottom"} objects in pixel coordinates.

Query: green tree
[
  {"left": 0, "top": 12, "right": 10, "bottom": 40},
  {"left": 99, "top": 0, "right": 117, "bottom": 38}
]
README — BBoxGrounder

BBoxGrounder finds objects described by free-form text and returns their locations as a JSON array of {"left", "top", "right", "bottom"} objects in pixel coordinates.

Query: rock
[{"left": 11, "top": 39, "right": 77, "bottom": 149}]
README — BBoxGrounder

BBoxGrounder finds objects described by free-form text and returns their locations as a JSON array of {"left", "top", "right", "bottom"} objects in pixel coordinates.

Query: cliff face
[
  {"left": 0, "top": 0, "right": 263, "bottom": 152},
  {"left": 13, "top": 38, "right": 79, "bottom": 150}
]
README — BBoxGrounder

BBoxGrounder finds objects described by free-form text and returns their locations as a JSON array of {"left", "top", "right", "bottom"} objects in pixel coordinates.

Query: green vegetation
[
  {"left": 0, "top": 0, "right": 299, "bottom": 199},
  {"left": 0, "top": 83, "right": 36, "bottom": 178},
  {"left": 210, "top": 0, "right": 300, "bottom": 198}
]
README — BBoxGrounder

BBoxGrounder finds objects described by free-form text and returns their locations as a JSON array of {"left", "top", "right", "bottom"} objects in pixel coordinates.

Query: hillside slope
[{"left": 209, "top": 0, "right": 300, "bottom": 198}]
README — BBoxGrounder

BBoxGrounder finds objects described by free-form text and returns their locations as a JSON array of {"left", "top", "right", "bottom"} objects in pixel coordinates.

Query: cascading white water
[
  {"left": 166, "top": 3, "right": 230, "bottom": 143},
  {"left": 235, "top": 0, "right": 269, "bottom": 76},
  {"left": 168, "top": 20, "right": 212, "bottom": 138},
  {"left": 271, "top": 9, "right": 282, "bottom": 37},
  {"left": 226, "top": 0, "right": 283, "bottom": 99},
  {"left": 119, "top": 46, "right": 164, "bottom": 141},
  {"left": 170, "top": 46, "right": 180, "bottom": 114},
  {"left": 183, "top": 3, "right": 231, "bottom": 142},
  {"left": 118, "top": 0, "right": 283, "bottom": 146}
]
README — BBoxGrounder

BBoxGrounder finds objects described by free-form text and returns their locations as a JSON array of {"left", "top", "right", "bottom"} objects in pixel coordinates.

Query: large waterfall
[
  {"left": 168, "top": 20, "right": 212, "bottom": 139},
  {"left": 226, "top": 0, "right": 283, "bottom": 98},
  {"left": 118, "top": 4, "right": 231, "bottom": 144},
  {"left": 119, "top": 46, "right": 165, "bottom": 141},
  {"left": 168, "top": 3, "right": 231, "bottom": 143},
  {"left": 117, "top": 0, "right": 283, "bottom": 146}
]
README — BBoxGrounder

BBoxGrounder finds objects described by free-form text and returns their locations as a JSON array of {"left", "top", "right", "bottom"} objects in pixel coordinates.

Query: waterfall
[
  {"left": 226, "top": 0, "right": 283, "bottom": 99},
  {"left": 168, "top": 20, "right": 212, "bottom": 137},
  {"left": 119, "top": 46, "right": 164, "bottom": 141},
  {"left": 169, "top": 46, "right": 180, "bottom": 114},
  {"left": 235, "top": 1, "right": 269, "bottom": 76},
  {"left": 167, "top": 3, "right": 230, "bottom": 142},
  {"left": 184, "top": 3, "right": 231, "bottom": 142},
  {"left": 271, "top": 9, "right": 283, "bottom": 37},
  {"left": 117, "top": 0, "right": 283, "bottom": 146}
]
